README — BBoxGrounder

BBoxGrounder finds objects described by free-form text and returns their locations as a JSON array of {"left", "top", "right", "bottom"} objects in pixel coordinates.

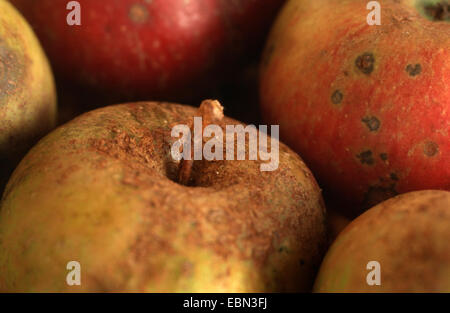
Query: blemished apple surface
[
  {"left": 314, "top": 190, "right": 450, "bottom": 292},
  {"left": 260, "top": 0, "right": 450, "bottom": 217},
  {"left": 0, "top": 0, "right": 56, "bottom": 192},
  {"left": 0, "top": 101, "right": 327, "bottom": 292}
]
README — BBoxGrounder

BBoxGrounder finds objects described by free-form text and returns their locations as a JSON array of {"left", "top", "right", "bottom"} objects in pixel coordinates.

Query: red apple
[
  {"left": 260, "top": 0, "right": 450, "bottom": 216},
  {"left": 11, "top": 0, "right": 285, "bottom": 104}
]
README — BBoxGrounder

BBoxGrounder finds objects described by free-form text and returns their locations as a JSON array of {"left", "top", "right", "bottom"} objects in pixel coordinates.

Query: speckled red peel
[{"left": 260, "top": 0, "right": 450, "bottom": 217}]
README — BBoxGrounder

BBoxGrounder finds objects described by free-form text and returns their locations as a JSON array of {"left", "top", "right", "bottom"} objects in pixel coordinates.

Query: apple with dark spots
[
  {"left": 0, "top": 0, "right": 57, "bottom": 194},
  {"left": 260, "top": 0, "right": 450, "bottom": 217},
  {"left": 11, "top": 0, "right": 285, "bottom": 104},
  {"left": 314, "top": 190, "right": 450, "bottom": 292},
  {"left": 0, "top": 100, "right": 327, "bottom": 292}
]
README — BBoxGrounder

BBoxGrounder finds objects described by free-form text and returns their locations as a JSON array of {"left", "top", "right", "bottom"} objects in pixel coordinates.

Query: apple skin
[
  {"left": 0, "top": 0, "right": 57, "bottom": 195},
  {"left": 260, "top": 0, "right": 450, "bottom": 217},
  {"left": 0, "top": 101, "right": 327, "bottom": 292},
  {"left": 11, "top": 0, "right": 285, "bottom": 103},
  {"left": 313, "top": 190, "right": 450, "bottom": 292}
]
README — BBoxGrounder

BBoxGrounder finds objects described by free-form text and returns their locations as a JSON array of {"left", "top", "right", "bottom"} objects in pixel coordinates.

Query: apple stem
[{"left": 177, "top": 99, "right": 224, "bottom": 185}]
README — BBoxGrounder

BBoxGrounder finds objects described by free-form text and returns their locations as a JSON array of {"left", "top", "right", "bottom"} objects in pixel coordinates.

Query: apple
[
  {"left": 260, "top": 0, "right": 450, "bottom": 217},
  {"left": 11, "top": 0, "right": 285, "bottom": 104},
  {"left": 313, "top": 190, "right": 450, "bottom": 292},
  {"left": 0, "top": 100, "right": 327, "bottom": 292},
  {"left": 0, "top": 0, "right": 56, "bottom": 194}
]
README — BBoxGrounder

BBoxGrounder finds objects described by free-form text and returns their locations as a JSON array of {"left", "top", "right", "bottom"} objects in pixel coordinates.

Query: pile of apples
[{"left": 0, "top": 0, "right": 448, "bottom": 292}]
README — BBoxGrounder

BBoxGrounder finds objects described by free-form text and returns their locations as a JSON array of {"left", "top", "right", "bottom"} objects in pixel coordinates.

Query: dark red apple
[{"left": 11, "top": 0, "right": 285, "bottom": 104}]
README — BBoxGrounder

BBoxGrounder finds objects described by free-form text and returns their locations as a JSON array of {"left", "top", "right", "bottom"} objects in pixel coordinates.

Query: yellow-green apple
[
  {"left": 314, "top": 190, "right": 450, "bottom": 292},
  {"left": 0, "top": 0, "right": 56, "bottom": 194},
  {"left": 0, "top": 100, "right": 327, "bottom": 292}
]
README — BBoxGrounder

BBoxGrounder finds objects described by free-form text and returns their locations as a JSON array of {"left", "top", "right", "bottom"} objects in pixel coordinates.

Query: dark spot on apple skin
[
  {"left": 355, "top": 52, "right": 375, "bottom": 75},
  {"left": 104, "top": 24, "right": 113, "bottom": 33},
  {"left": 380, "top": 153, "right": 388, "bottom": 161},
  {"left": 362, "top": 183, "right": 398, "bottom": 210},
  {"left": 423, "top": 141, "right": 439, "bottom": 157},
  {"left": 361, "top": 116, "right": 380, "bottom": 131},
  {"left": 357, "top": 150, "right": 375, "bottom": 165},
  {"left": 331, "top": 90, "right": 343, "bottom": 105},
  {"left": 406, "top": 64, "right": 422, "bottom": 76},
  {"left": 299, "top": 259, "right": 305, "bottom": 266},
  {"left": 424, "top": 2, "right": 450, "bottom": 21},
  {"left": 390, "top": 173, "right": 399, "bottom": 181}
]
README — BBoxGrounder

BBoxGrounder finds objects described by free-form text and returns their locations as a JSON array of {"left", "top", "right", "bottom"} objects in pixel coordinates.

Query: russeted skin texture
[
  {"left": 314, "top": 190, "right": 450, "bottom": 292},
  {"left": 0, "top": 102, "right": 327, "bottom": 292},
  {"left": 0, "top": 0, "right": 56, "bottom": 193}
]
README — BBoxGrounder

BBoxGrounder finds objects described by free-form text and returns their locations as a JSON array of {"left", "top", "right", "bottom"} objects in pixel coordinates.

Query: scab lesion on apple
[{"left": 417, "top": 0, "right": 450, "bottom": 21}]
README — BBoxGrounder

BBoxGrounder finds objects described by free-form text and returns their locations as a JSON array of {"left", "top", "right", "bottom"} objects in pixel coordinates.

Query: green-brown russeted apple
[
  {"left": 0, "top": 100, "right": 327, "bottom": 292},
  {"left": 0, "top": 0, "right": 56, "bottom": 193},
  {"left": 260, "top": 0, "right": 450, "bottom": 217},
  {"left": 314, "top": 190, "right": 450, "bottom": 292}
]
